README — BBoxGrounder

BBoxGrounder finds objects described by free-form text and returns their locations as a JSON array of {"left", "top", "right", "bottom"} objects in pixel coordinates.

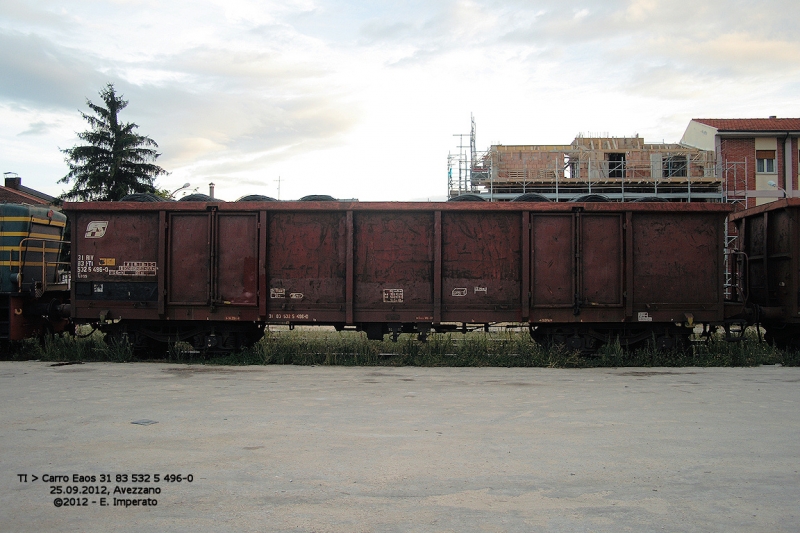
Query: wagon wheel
[
  {"left": 103, "top": 330, "right": 129, "bottom": 347},
  {"left": 528, "top": 326, "right": 568, "bottom": 350},
  {"left": 103, "top": 331, "right": 135, "bottom": 361}
]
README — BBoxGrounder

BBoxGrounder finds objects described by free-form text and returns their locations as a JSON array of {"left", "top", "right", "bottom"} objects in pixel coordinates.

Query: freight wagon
[
  {"left": 731, "top": 198, "right": 800, "bottom": 349},
  {"left": 63, "top": 200, "right": 732, "bottom": 353}
]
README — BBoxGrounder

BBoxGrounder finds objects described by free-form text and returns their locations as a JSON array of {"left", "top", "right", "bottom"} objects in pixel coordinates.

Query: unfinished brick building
[{"left": 450, "top": 134, "right": 718, "bottom": 202}]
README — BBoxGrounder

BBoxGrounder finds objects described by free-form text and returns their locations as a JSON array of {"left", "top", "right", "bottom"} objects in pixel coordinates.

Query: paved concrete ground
[{"left": 1, "top": 362, "right": 798, "bottom": 532}]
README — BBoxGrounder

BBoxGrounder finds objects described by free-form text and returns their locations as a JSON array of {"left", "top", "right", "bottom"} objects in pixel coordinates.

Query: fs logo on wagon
[{"left": 85, "top": 221, "right": 109, "bottom": 238}]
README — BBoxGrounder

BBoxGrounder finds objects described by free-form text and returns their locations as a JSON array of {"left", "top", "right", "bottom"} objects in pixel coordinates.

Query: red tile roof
[
  {"left": 0, "top": 188, "right": 50, "bottom": 205},
  {"left": 693, "top": 118, "right": 800, "bottom": 132}
]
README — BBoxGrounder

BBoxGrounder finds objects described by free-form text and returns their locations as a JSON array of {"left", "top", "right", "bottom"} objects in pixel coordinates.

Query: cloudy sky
[{"left": 1, "top": 0, "right": 798, "bottom": 201}]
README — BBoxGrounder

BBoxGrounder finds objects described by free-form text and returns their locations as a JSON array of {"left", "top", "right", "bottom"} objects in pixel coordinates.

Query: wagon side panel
[
  {"left": 72, "top": 210, "right": 161, "bottom": 320},
  {"left": 267, "top": 211, "right": 347, "bottom": 323},
  {"left": 631, "top": 211, "right": 723, "bottom": 321},
  {"left": 531, "top": 214, "right": 574, "bottom": 309},
  {"left": 441, "top": 211, "right": 522, "bottom": 322},
  {"left": 579, "top": 214, "right": 623, "bottom": 308},
  {"left": 353, "top": 211, "right": 433, "bottom": 322},
  {"left": 167, "top": 213, "right": 211, "bottom": 306},
  {"left": 216, "top": 213, "right": 259, "bottom": 306}
]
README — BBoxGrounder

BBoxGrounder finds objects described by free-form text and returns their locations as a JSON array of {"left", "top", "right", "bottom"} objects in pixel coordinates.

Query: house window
[
  {"left": 757, "top": 150, "right": 776, "bottom": 173},
  {"left": 662, "top": 155, "right": 687, "bottom": 178},
  {"left": 606, "top": 153, "right": 625, "bottom": 178},
  {"left": 564, "top": 154, "right": 578, "bottom": 179}
]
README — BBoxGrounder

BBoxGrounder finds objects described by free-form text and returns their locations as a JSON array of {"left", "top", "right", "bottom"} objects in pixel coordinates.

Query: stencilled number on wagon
[
  {"left": 76, "top": 254, "right": 94, "bottom": 279},
  {"left": 383, "top": 289, "right": 404, "bottom": 303},
  {"left": 637, "top": 312, "right": 653, "bottom": 322},
  {"left": 270, "top": 288, "right": 286, "bottom": 299},
  {"left": 108, "top": 261, "right": 157, "bottom": 276},
  {"left": 451, "top": 288, "right": 467, "bottom": 297},
  {"left": 85, "top": 221, "right": 108, "bottom": 238}
]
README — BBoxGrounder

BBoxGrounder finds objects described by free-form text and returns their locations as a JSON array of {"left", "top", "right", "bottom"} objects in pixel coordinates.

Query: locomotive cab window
[{"left": 756, "top": 150, "right": 776, "bottom": 173}]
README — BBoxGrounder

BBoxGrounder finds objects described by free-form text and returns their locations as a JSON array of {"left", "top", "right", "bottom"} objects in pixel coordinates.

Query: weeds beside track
[{"left": 3, "top": 327, "right": 798, "bottom": 368}]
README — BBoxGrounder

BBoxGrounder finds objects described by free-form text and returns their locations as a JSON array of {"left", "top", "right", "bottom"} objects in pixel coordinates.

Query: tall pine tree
[{"left": 59, "top": 83, "right": 167, "bottom": 201}]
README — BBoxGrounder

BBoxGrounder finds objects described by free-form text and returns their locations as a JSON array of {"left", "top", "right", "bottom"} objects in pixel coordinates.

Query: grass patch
[
  {"left": 9, "top": 328, "right": 137, "bottom": 363},
  {"left": 206, "top": 329, "right": 585, "bottom": 368},
  {"left": 2, "top": 326, "right": 798, "bottom": 368}
]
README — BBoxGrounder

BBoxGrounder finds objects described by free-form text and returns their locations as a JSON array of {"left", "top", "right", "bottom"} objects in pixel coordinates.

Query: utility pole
[{"left": 452, "top": 133, "right": 469, "bottom": 195}]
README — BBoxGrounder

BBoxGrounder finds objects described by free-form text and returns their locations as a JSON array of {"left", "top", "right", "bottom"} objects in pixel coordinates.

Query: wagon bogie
[
  {"left": 530, "top": 323, "right": 692, "bottom": 354},
  {"left": 101, "top": 320, "right": 264, "bottom": 355}
]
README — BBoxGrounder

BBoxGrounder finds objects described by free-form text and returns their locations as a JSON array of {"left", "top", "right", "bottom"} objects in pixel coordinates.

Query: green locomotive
[{"left": 0, "top": 203, "right": 71, "bottom": 344}]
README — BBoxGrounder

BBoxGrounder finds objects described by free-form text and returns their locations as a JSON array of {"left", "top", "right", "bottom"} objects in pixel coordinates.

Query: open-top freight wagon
[
  {"left": 63, "top": 200, "right": 732, "bottom": 353},
  {"left": 731, "top": 198, "right": 800, "bottom": 349}
]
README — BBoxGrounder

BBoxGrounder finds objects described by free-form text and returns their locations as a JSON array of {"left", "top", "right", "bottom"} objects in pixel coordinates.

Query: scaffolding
[
  {"left": 721, "top": 159, "right": 748, "bottom": 209},
  {"left": 447, "top": 121, "right": 722, "bottom": 202},
  {"left": 448, "top": 115, "right": 490, "bottom": 198},
  {"left": 721, "top": 159, "right": 748, "bottom": 299}
]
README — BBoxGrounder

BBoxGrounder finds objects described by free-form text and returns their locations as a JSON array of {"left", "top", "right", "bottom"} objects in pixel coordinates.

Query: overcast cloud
[{"left": 1, "top": 0, "right": 798, "bottom": 200}]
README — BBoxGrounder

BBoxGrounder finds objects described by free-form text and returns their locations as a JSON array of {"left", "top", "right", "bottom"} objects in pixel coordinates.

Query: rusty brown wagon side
[
  {"left": 526, "top": 203, "right": 731, "bottom": 350},
  {"left": 730, "top": 198, "right": 800, "bottom": 348},
  {"left": 64, "top": 200, "right": 731, "bottom": 352}
]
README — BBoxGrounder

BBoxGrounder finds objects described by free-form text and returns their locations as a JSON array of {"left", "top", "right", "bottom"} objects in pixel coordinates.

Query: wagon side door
[
  {"left": 167, "top": 212, "right": 212, "bottom": 305},
  {"left": 531, "top": 214, "right": 574, "bottom": 310},
  {"left": 530, "top": 211, "right": 623, "bottom": 318},
  {"left": 167, "top": 210, "right": 260, "bottom": 309},
  {"left": 215, "top": 213, "right": 259, "bottom": 306},
  {"left": 577, "top": 213, "right": 623, "bottom": 309}
]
